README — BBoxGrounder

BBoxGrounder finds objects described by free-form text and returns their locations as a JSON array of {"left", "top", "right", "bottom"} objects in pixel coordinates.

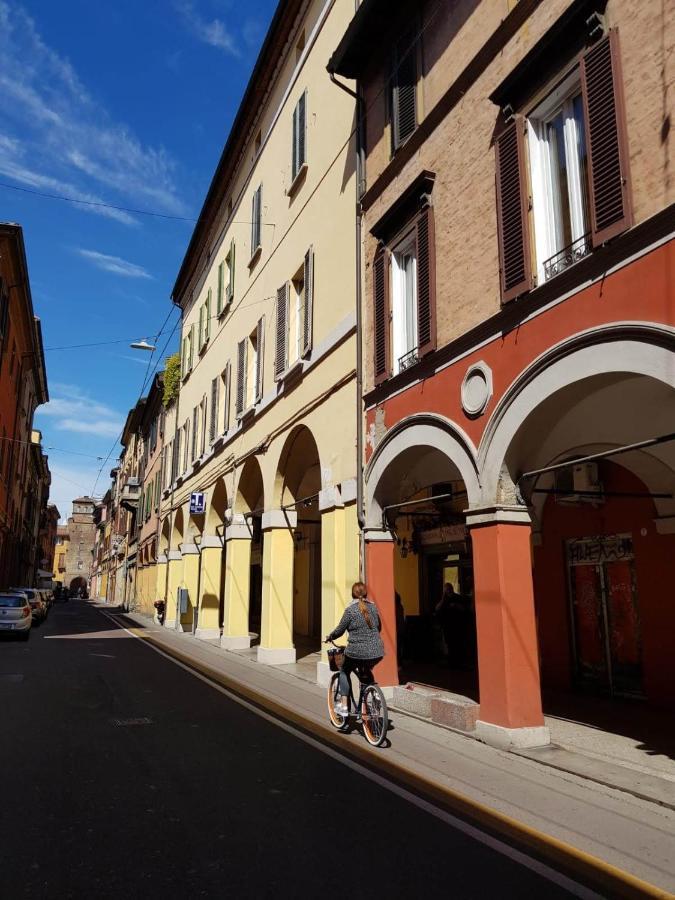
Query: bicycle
[{"left": 325, "top": 641, "right": 389, "bottom": 747}]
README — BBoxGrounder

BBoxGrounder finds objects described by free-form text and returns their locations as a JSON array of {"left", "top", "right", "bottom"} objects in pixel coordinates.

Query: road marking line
[{"left": 94, "top": 608, "right": 631, "bottom": 899}]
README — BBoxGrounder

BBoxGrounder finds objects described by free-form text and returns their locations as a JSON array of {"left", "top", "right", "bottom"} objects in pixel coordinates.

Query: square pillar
[
  {"left": 258, "top": 509, "right": 296, "bottom": 665},
  {"left": 179, "top": 543, "right": 200, "bottom": 632},
  {"left": 221, "top": 518, "right": 253, "bottom": 649},
  {"left": 196, "top": 536, "right": 223, "bottom": 640},
  {"left": 154, "top": 555, "right": 167, "bottom": 623},
  {"left": 164, "top": 550, "right": 183, "bottom": 628},
  {"left": 467, "top": 506, "right": 549, "bottom": 750},
  {"left": 365, "top": 531, "right": 399, "bottom": 687},
  {"left": 318, "top": 488, "right": 347, "bottom": 685}
]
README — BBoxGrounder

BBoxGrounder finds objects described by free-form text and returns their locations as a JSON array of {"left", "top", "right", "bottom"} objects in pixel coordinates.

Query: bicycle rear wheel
[
  {"left": 361, "top": 684, "right": 388, "bottom": 746},
  {"left": 327, "top": 673, "right": 349, "bottom": 730}
]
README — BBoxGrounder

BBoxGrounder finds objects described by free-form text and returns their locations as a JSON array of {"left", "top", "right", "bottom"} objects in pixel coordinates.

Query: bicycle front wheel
[
  {"left": 361, "top": 684, "right": 388, "bottom": 747},
  {"left": 327, "top": 673, "right": 349, "bottom": 730}
]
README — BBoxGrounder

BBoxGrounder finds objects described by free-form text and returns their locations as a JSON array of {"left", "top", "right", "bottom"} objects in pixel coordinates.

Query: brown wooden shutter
[
  {"left": 274, "top": 283, "right": 288, "bottom": 381},
  {"left": 255, "top": 316, "right": 264, "bottom": 403},
  {"left": 416, "top": 204, "right": 436, "bottom": 357},
  {"left": 223, "top": 361, "right": 231, "bottom": 432},
  {"left": 373, "top": 245, "right": 391, "bottom": 385},
  {"left": 581, "top": 30, "right": 632, "bottom": 247},
  {"left": 302, "top": 247, "right": 313, "bottom": 357},
  {"left": 236, "top": 339, "right": 246, "bottom": 416},
  {"left": 209, "top": 377, "right": 218, "bottom": 443},
  {"left": 495, "top": 115, "right": 533, "bottom": 303},
  {"left": 393, "top": 32, "right": 417, "bottom": 150}
]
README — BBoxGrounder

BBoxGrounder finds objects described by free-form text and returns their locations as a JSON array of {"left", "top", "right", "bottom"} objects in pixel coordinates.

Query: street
[{"left": 1, "top": 601, "right": 588, "bottom": 899}]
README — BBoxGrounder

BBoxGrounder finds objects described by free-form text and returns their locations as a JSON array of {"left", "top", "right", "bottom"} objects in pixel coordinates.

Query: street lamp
[{"left": 129, "top": 339, "right": 156, "bottom": 351}]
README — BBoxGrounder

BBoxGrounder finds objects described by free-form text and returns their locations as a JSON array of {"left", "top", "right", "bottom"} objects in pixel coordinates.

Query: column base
[
  {"left": 221, "top": 634, "right": 252, "bottom": 650},
  {"left": 476, "top": 720, "right": 550, "bottom": 751},
  {"left": 195, "top": 627, "right": 221, "bottom": 641},
  {"left": 316, "top": 660, "right": 332, "bottom": 686},
  {"left": 257, "top": 646, "right": 296, "bottom": 665}
]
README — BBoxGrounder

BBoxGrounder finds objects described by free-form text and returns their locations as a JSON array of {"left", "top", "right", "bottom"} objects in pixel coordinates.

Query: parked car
[
  {"left": 41, "top": 590, "right": 54, "bottom": 610},
  {"left": 10, "top": 588, "right": 46, "bottom": 623},
  {"left": 0, "top": 593, "right": 32, "bottom": 639}
]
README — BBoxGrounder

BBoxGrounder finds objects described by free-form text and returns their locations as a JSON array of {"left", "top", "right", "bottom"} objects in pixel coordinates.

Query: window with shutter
[
  {"left": 222, "top": 361, "right": 231, "bottom": 433},
  {"left": 227, "top": 239, "right": 235, "bottom": 304},
  {"left": 302, "top": 247, "right": 313, "bottom": 357},
  {"left": 210, "top": 377, "right": 218, "bottom": 444},
  {"left": 495, "top": 116, "right": 533, "bottom": 302},
  {"left": 191, "top": 407, "right": 198, "bottom": 462},
  {"left": 236, "top": 339, "right": 246, "bottom": 417},
  {"left": 200, "top": 395, "right": 207, "bottom": 456},
  {"left": 416, "top": 205, "right": 436, "bottom": 356},
  {"left": 217, "top": 261, "right": 224, "bottom": 314},
  {"left": 392, "top": 31, "right": 417, "bottom": 152},
  {"left": 188, "top": 325, "right": 195, "bottom": 370},
  {"left": 199, "top": 304, "right": 205, "bottom": 349},
  {"left": 373, "top": 245, "right": 391, "bottom": 384},
  {"left": 581, "top": 30, "right": 631, "bottom": 246},
  {"left": 251, "top": 186, "right": 262, "bottom": 258},
  {"left": 205, "top": 290, "right": 211, "bottom": 341},
  {"left": 255, "top": 316, "right": 264, "bottom": 403},
  {"left": 275, "top": 283, "right": 288, "bottom": 380},
  {"left": 292, "top": 91, "right": 307, "bottom": 182}
]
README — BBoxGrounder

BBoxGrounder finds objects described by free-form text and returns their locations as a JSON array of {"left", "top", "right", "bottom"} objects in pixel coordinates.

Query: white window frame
[
  {"left": 390, "top": 231, "right": 418, "bottom": 375},
  {"left": 527, "top": 69, "right": 590, "bottom": 285}
]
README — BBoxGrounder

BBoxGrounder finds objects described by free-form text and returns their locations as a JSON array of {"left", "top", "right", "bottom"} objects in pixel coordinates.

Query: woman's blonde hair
[{"left": 352, "top": 581, "right": 373, "bottom": 628}]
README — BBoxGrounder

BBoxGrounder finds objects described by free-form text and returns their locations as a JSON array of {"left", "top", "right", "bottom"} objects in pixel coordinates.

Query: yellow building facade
[{"left": 156, "top": 0, "right": 359, "bottom": 682}]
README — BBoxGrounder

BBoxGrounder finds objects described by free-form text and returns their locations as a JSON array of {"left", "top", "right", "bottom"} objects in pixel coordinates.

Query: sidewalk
[{"left": 101, "top": 604, "right": 675, "bottom": 894}]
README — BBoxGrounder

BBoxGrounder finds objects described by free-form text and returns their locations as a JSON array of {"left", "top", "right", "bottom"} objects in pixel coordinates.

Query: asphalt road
[{"left": 1, "top": 601, "right": 587, "bottom": 899}]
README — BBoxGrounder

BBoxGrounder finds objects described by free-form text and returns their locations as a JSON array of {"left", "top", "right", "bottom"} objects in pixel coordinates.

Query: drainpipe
[{"left": 329, "top": 71, "right": 367, "bottom": 577}]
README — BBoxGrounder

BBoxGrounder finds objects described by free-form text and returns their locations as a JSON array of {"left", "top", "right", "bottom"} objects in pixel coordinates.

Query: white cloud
[
  {"left": 0, "top": 2, "right": 188, "bottom": 224},
  {"left": 76, "top": 248, "right": 153, "bottom": 279},
  {"left": 37, "top": 383, "right": 124, "bottom": 440},
  {"left": 175, "top": 1, "right": 240, "bottom": 56}
]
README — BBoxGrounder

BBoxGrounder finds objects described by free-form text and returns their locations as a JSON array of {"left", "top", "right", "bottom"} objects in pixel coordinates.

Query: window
[
  {"left": 182, "top": 419, "right": 190, "bottom": 473},
  {"left": 372, "top": 193, "right": 435, "bottom": 384},
  {"left": 392, "top": 30, "right": 418, "bottom": 152},
  {"left": 494, "top": 31, "right": 632, "bottom": 302},
  {"left": 296, "top": 29, "right": 305, "bottom": 63},
  {"left": 274, "top": 249, "right": 314, "bottom": 381},
  {"left": 198, "top": 292, "right": 211, "bottom": 350},
  {"left": 181, "top": 325, "right": 194, "bottom": 378},
  {"left": 209, "top": 377, "right": 219, "bottom": 445},
  {"left": 528, "top": 74, "right": 590, "bottom": 283},
  {"left": 218, "top": 240, "right": 236, "bottom": 315},
  {"left": 391, "top": 232, "right": 418, "bottom": 374},
  {"left": 254, "top": 130, "right": 262, "bottom": 158},
  {"left": 221, "top": 362, "right": 231, "bottom": 434},
  {"left": 236, "top": 318, "right": 264, "bottom": 416},
  {"left": 291, "top": 91, "right": 307, "bottom": 183},
  {"left": 250, "top": 185, "right": 262, "bottom": 259},
  {"left": 191, "top": 407, "right": 199, "bottom": 462},
  {"left": 200, "top": 394, "right": 207, "bottom": 456}
]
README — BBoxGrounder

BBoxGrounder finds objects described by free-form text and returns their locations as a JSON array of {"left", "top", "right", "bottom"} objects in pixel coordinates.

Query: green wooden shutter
[
  {"left": 228, "top": 239, "right": 235, "bottom": 303},
  {"left": 302, "top": 246, "right": 314, "bottom": 357},
  {"left": 217, "top": 261, "right": 224, "bottom": 314},
  {"left": 206, "top": 290, "right": 211, "bottom": 341}
]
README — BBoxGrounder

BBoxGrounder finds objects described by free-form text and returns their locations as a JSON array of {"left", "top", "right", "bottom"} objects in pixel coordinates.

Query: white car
[{"left": 0, "top": 593, "right": 32, "bottom": 639}]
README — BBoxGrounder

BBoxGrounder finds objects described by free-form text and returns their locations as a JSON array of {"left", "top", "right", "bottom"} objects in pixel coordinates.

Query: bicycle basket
[{"left": 327, "top": 647, "right": 345, "bottom": 671}]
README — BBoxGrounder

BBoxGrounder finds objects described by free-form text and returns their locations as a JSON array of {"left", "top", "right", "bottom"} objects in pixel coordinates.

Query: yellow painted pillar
[
  {"left": 154, "top": 555, "right": 168, "bottom": 621},
  {"left": 221, "top": 517, "right": 253, "bottom": 649},
  {"left": 318, "top": 486, "right": 347, "bottom": 684},
  {"left": 165, "top": 550, "right": 183, "bottom": 628},
  {"left": 196, "top": 536, "right": 223, "bottom": 640},
  {"left": 257, "top": 509, "right": 296, "bottom": 665},
  {"left": 136, "top": 566, "right": 145, "bottom": 613},
  {"left": 180, "top": 543, "right": 200, "bottom": 633}
]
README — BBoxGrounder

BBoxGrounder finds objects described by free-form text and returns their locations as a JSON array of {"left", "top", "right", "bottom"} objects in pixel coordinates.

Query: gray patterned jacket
[{"left": 327, "top": 600, "right": 385, "bottom": 660}]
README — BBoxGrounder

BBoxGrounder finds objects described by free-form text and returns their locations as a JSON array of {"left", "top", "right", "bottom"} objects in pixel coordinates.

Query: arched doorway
[
  {"left": 69, "top": 576, "right": 87, "bottom": 598},
  {"left": 274, "top": 426, "right": 322, "bottom": 658},
  {"left": 365, "top": 415, "right": 481, "bottom": 690},
  {"left": 235, "top": 457, "right": 264, "bottom": 643},
  {"left": 482, "top": 330, "right": 675, "bottom": 715}
]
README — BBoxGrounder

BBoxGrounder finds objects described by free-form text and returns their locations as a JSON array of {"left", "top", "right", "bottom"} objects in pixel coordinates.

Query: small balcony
[
  {"left": 398, "top": 346, "right": 419, "bottom": 373},
  {"left": 543, "top": 233, "right": 591, "bottom": 282},
  {"left": 120, "top": 477, "right": 141, "bottom": 512}
]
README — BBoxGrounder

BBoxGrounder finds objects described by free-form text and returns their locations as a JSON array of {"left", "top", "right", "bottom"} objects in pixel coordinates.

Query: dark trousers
[{"left": 338, "top": 655, "right": 382, "bottom": 697}]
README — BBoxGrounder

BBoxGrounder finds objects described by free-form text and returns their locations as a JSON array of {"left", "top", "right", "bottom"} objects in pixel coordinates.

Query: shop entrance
[
  {"left": 566, "top": 533, "right": 643, "bottom": 697},
  {"left": 248, "top": 515, "right": 263, "bottom": 645}
]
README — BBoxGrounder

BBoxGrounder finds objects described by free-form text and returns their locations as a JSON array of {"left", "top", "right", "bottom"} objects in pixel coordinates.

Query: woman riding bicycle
[{"left": 325, "top": 581, "right": 385, "bottom": 718}]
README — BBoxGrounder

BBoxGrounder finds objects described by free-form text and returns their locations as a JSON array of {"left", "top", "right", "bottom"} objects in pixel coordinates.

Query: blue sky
[{"left": 0, "top": 0, "right": 275, "bottom": 520}]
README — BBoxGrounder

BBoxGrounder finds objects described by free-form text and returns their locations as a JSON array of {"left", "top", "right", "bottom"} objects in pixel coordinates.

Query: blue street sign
[{"left": 189, "top": 491, "right": 205, "bottom": 515}]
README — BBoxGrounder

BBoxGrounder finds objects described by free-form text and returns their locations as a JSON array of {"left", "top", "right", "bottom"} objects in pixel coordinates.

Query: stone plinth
[
  {"left": 392, "top": 683, "right": 440, "bottom": 717},
  {"left": 430, "top": 694, "right": 479, "bottom": 732}
]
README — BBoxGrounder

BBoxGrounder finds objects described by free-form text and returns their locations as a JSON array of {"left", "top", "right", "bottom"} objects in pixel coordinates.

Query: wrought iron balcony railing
[
  {"left": 398, "top": 346, "right": 419, "bottom": 373},
  {"left": 543, "top": 233, "right": 591, "bottom": 282}
]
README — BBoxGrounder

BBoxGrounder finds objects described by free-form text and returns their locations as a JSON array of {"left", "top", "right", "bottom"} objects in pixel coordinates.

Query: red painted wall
[{"left": 533, "top": 462, "right": 675, "bottom": 709}]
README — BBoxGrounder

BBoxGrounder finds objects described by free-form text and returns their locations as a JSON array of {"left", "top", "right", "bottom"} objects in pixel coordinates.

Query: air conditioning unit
[{"left": 555, "top": 462, "right": 603, "bottom": 505}]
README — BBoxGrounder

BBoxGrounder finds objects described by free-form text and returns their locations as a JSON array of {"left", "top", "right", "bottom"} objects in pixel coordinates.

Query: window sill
[
  {"left": 181, "top": 370, "right": 192, "bottom": 383},
  {"left": 237, "top": 405, "right": 256, "bottom": 425},
  {"left": 286, "top": 163, "right": 308, "bottom": 198},
  {"left": 248, "top": 246, "right": 262, "bottom": 270},
  {"left": 217, "top": 298, "right": 232, "bottom": 320},
  {"left": 279, "top": 359, "right": 304, "bottom": 388},
  {"left": 198, "top": 339, "right": 210, "bottom": 356}
]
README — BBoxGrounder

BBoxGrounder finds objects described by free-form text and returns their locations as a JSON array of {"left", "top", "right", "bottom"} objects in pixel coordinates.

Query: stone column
[
  {"left": 467, "top": 505, "right": 549, "bottom": 750},
  {"left": 196, "top": 535, "right": 223, "bottom": 640},
  {"left": 221, "top": 517, "right": 253, "bottom": 650},
  {"left": 364, "top": 530, "right": 399, "bottom": 687},
  {"left": 257, "top": 509, "right": 297, "bottom": 665},
  {"left": 179, "top": 543, "right": 200, "bottom": 633},
  {"left": 164, "top": 549, "right": 183, "bottom": 628},
  {"left": 317, "top": 486, "right": 347, "bottom": 685}
]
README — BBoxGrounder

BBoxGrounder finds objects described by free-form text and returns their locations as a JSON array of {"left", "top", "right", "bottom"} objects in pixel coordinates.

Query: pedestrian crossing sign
[{"left": 190, "top": 491, "right": 205, "bottom": 515}]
